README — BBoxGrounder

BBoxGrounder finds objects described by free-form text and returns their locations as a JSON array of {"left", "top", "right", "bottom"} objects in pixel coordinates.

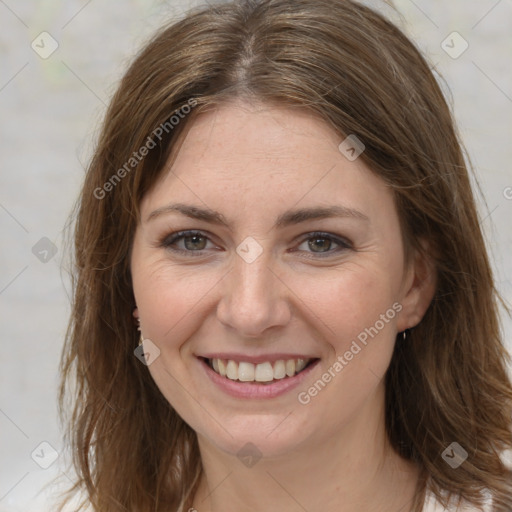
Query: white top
[
  {"left": 423, "top": 491, "right": 493, "bottom": 511},
  {"left": 55, "top": 495, "right": 494, "bottom": 512}
]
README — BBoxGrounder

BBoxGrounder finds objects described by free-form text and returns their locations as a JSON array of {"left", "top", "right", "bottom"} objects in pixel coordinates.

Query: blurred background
[{"left": 0, "top": 0, "right": 511, "bottom": 510}]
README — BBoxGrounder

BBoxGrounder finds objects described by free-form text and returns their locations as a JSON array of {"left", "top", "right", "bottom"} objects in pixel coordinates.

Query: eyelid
[{"left": 159, "top": 229, "right": 353, "bottom": 257}]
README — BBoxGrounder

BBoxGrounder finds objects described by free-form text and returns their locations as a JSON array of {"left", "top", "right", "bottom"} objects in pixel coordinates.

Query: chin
[{"left": 194, "top": 409, "right": 319, "bottom": 461}]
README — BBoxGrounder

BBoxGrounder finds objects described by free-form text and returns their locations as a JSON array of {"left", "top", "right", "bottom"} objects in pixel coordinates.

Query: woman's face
[{"left": 131, "top": 101, "right": 432, "bottom": 458}]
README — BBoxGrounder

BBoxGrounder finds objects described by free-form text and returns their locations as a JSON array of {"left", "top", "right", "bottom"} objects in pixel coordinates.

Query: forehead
[
  {"left": 141, "top": 101, "right": 395, "bottom": 227},
  {"left": 173, "top": 101, "right": 348, "bottom": 173}
]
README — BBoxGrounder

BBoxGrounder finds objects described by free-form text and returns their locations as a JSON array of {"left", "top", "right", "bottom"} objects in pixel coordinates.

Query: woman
[{"left": 58, "top": 0, "right": 512, "bottom": 510}]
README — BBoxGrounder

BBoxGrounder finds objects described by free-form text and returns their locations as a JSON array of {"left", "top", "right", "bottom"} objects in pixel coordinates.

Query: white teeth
[
  {"left": 238, "top": 361, "right": 255, "bottom": 382},
  {"left": 273, "top": 360, "right": 286, "bottom": 379},
  {"left": 217, "top": 359, "right": 227, "bottom": 377},
  {"left": 255, "top": 362, "right": 274, "bottom": 382},
  {"left": 285, "top": 359, "right": 296, "bottom": 377},
  {"left": 209, "top": 357, "right": 311, "bottom": 382},
  {"left": 226, "top": 360, "right": 238, "bottom": 380}
]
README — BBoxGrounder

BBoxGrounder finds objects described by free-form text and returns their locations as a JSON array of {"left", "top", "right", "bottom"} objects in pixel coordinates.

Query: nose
[{"left": 216, "top": 249, "right": 291, "bottom": 338}]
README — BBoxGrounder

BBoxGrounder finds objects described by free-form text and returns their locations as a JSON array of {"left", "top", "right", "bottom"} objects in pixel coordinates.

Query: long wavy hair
[{"left": 58, "top": 0, "right": 512, "bottom": 510}]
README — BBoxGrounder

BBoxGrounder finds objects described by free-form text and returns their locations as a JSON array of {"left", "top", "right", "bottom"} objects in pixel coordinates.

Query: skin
[{"left": 130, "top": 101, "right": 436, "bottom": 512}]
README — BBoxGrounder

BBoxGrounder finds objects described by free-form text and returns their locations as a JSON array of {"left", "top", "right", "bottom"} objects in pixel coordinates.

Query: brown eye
[
  {"left": 183, "top": 233, "right": 207, "bottom": 250},
  {"left": 296, "top": 232, "right": 352, "bottom": 258},
  {"left": 161, "top": 230, "right": 214, "bottom": 254},
  {"left": 308, "top": 236, "right": 333, "bottom": 253}
]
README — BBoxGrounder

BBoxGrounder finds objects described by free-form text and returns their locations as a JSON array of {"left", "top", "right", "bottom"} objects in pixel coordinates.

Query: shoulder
[{"left": 423, "top": 490, "right": 493, "bottom": 512}]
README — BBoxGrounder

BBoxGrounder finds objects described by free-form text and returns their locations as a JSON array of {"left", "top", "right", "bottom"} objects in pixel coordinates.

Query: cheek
[
  {"left": 131, "top": 263, "right": 223, "bottom": 415},
  {"left": 132, "top": 260, "right": 221, "bottom": 349},
  {"left": 133, "top": 254, "right": 400, "bottom": 363},
  {"left": 301, "top": 264, "right": 400, "bottom": 406},
  {"left": 303, "top": 264, "right": 399, "bottom": 346},
  {"left": 292, "top": 269, "right": 399, "bottom": 435}
]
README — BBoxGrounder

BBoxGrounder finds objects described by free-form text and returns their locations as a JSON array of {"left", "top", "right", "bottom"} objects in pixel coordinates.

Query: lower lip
[{"left": 199, "top": 358, "right": 320, "bottom": 399}]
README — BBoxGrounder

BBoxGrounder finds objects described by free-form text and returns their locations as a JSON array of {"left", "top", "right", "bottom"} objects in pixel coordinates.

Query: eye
[
  {"left": 295, "top": 232, "right": 352, "bottom": 258},
  {"left": 160, "top": 230, "right": 217, "bottom": 255},
  {"left": 159, "top": 230, "right": 352, "bottom": 258}
]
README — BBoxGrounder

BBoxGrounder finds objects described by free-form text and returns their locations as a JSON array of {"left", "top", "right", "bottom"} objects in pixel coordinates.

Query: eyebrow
[{"left": 146, "top": 202, "right": 369, "bottom": 228}]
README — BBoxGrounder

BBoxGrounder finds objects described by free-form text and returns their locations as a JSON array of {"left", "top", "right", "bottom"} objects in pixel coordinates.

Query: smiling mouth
[{"left": 202, "top": 357, "right": 318, "bottom": 384}]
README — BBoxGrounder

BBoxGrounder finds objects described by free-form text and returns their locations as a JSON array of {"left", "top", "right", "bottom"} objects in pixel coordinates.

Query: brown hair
[{"left": 58, "top": 0, "right": 512, "bottom": 510}]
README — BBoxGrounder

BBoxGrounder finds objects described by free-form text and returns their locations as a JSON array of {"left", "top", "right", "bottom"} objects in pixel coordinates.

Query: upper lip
[{"left": 199, "top": 353, "right": 319, "bottom": 364}]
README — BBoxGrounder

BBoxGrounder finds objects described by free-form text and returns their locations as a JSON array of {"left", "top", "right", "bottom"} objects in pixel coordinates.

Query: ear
[{"left": 396, "top": 240, "right": 436, "bottom": 332}]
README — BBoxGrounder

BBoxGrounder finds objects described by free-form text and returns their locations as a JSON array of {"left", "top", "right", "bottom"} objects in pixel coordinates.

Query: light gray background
[{"left": 0, "top": 1, "right": 511, "bottom": 510}]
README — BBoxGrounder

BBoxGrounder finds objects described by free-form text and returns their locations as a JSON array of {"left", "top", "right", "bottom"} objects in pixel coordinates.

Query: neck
[{"left": 191, "top": 384, "right": 420, "bottom": 512}]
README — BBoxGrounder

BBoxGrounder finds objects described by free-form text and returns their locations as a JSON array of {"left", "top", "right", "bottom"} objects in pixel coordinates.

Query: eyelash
[{"left": 159, "top": 230, "right": 353, "bottom": 259}]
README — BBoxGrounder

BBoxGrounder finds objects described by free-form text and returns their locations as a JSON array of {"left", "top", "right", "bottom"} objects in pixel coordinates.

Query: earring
[
  {"left": 133, "top": 308, "right": 143, "bottom": 346},
  {"left": 401, "top": 329, "right": 410, "bottom": 341}
]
